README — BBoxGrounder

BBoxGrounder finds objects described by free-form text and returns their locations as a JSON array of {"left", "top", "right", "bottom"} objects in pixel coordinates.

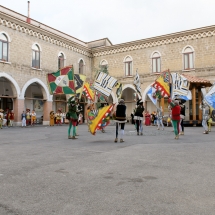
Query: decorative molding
[
  {"left": 0, "top": 17, "right": 92, "bottom": 57},
  {"left": 93, "top": 30, "right": 215, "bottom": 57}
]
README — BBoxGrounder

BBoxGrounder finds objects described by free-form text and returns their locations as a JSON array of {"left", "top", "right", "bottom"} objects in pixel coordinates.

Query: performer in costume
[
  {"left": 9, "top": 110, "right": 15, "bottom": 127},
  {"left": 67, "top": 97, "right": 78, "bottom": 139},
  {"left": 75, "top": 98, "right": 83, "bottom": 136},
  {"left": 134, "top": 99, "right": 144, "bottom": 135},
  {"left": 31, "top": 110, "right": 36, "bottom": 126},
  {"left": 50, "top": 111, "right": 55, "bottom": 126},
  {"left": 114, "top": 99, "right": 126, "bottom": 143},
  {"left": 0, "top": 109, "right": 4, "bottom": 129},
  {"left": 199, "top": 101, "right": 210, "bottom": 134},
  {"left": 208, "top": 107, "right": 215, "bottom": 132},
  {"left": 157, "top": 107, "right": 164, "bottom": 130},
  {"left": 144, "top": 110, "right": 151, "bottom": 126},
  {"left": 168, "top": 99, "right": 181, "bottom": 139},
  {"left": 56, "top": 109, "right": 62, "bottom": 126},
  {"left": 26, "top": 109, "right": 31, "bottom": 126},
  {"left": 179, "top": 101, "right": 186, "bottom": 135}
]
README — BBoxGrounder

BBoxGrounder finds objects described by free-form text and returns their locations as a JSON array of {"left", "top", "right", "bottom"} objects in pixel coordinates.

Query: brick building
[{"left": 0, "top": 5, "right": 215, "bottom": 125}]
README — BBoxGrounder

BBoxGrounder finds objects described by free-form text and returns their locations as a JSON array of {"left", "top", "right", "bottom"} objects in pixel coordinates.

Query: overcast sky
[{"left": 1, "top": 0, "right": 215, "bottom": 44}]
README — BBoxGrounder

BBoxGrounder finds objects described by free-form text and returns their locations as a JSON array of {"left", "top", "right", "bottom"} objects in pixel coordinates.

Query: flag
[
  {"left": 88, "top": 104, "right": 114, "bottom": 135},
  {"left": 93, "top": 72, "right": 117, "bottom": 97},
  {"left": 47, "top": 65, "right": 75, "bottom": 95},
  {"left": 74, "top": 74, "right": 86, "bottom": 99},
  {"left": 152, "top": 70, "right": 170, "bottom": 98},
  {"left": 115, "top": 82, "right": 123, "bottom": 99},
  {"left": 83, "top": 82, "right": 95, "bottom": 101},
  {"left": 204, "top": 83, "right": 215, "bottom": 109},
  {"left": 171, "top": 73, "right": 192, "bottom": 100},
  {"left": 147, "top": 86, "right": 157, "bottom": 106},
  {"left": 134, "top": 71, "right": 142, "bottom": 97}
]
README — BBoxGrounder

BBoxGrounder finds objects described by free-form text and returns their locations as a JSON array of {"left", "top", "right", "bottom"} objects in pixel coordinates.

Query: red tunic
[{"left": 10, "top": 113, "right": 14, "bottom": 120}]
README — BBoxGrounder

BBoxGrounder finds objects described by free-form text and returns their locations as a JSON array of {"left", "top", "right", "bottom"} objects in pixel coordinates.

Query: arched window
[
  {"left": 58, "top": 53, "right": 64, "bottom": 69},
  {"left": 32, "top": 44, "right": 40, "bottom": 69},
  {"left": 0, "top": 33, "right": 8, "bottom": 61},
  {"left": 79, "top": 59, "right": 84, "bottom": 74},
  {"left": 152, "top": 52, "right": 161, "bottom": 73},
  {"left": 183, "top": 46, "right": 194, "bottom": 70},
  {"left": 124, "top": 56, "right": 132, "bottom": 76},
  {"left": 100, "top": 60, "right": 108, "bottom": 73}
]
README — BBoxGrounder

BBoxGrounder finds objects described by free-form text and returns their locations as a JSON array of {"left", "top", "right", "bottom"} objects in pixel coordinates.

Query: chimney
[{"left": 27, "top": 1, "right": 31, "bottom": 24}]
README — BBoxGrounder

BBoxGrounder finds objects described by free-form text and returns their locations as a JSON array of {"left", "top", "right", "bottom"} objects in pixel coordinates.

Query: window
[
  {"left": 58, "top": 53, "right": 64, "bottom": 69},
  {"left": 152, "top": 52, "right": 161, "bottom": 73},
  {"left": 100, "top": 60, "right": 108, "bottom": 73},
  {"left": 124, "top": 56, "right": 132, "bottom": 76},
  {"left": 0, "top": 33, "right": 8, "bottom": 61},
  {"left": 32, "top": 44, "right": 40, "bottom": 69},
  {"left": 183, "top": 47, "right": 194, "bottom": 70},
  {"left": 79, "top": 59, "right": 84, "bottom": 74}
]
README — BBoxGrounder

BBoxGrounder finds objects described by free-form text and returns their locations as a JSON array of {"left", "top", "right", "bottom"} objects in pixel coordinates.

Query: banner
[
  {"left": 152, "top": 70, "right": 170, "bottom": 98},
  {"left": 93, "top": 72, "right": 117, "bottom": 97},
  {"left": 204, "top": 83, "right": 215, "bottom": 109},
  {"left": 171, "top": 73, "right": 192, "bottom": 100},
  {"left": 147, "top": 86, "right": 157, "bottom": 106},
  {"left": 74, "top": 74, "right": 86, "bottom": 99},
  {"left": 83, "top": 82, "right": 95, "bottom": 101},
  {"left": 134, "top": 71, "right": 142, "bottom": 97},
  {"left": 47, "top": 65, "right": 75, "bottom": 95},
  {"left": 115, "top": 82, "right": 123, "bottom": 99}
]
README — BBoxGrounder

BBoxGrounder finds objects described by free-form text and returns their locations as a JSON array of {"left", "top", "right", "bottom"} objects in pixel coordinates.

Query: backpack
[{"left": 211, "top": 110, "right": 215, "bottom": 122}]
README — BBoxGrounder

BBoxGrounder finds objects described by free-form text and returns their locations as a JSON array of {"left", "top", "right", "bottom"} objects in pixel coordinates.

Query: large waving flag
[
  {"left": 47, "top": 65, "right": 75, "bottom": 95},
  {"left": 93, "top": 72, "right": 117, "bottom": 97},
  {"left": 147, "top": 86, "right": 157, "bottom": 106},
  {"left": 152, "top": 70, "right": 170, "bottom": 98},
  {"left": 115, "top": 82, "right": 123, "bottom": 99},
  {"left": 83, "top": 82, "right": 95, "bottom": 101},
  {"left": 134, "top": 70, "right": 142, "bottom": 97},
  {"left": 88, "top": 104, "right": 114, "bottom": 135},
  {"left": 74, "top": 74, "right": 86, "bottom": 99},
  {"left": 171, "top": 73, "right": 192, "bottom": 100},
  {"left": 204, "top": 83, "right": 215, "bottom": 109}
]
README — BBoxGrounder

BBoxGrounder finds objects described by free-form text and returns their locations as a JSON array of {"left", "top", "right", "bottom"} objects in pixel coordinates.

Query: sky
[{"left": 1, "top": 0, "right": 215, "bottom": 45}]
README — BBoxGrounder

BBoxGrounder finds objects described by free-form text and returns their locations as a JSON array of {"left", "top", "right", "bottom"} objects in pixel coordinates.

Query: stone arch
[
  {"left": 78, "top": 58, "right": 86, "bottom": 65},
  {"left": 142, "top": 84, "right": 154, "bottom": 102},
  {"left": 122, "top": 84, "right": 136, "bottom": 92},
  {"left": 0, "top": 31, "right": 12, "bottom": 42},
  {"left": 0, "top": 72, "right": 20, "bottom": 97},
  {"left": 182, "top": 45, "right": 195, "bottom": 53},
  {"left": 20, "top": 78, "right": 52, "bottom": 101}
]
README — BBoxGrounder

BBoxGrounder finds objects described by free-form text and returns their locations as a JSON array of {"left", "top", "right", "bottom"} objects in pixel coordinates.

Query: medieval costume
[
  {"left": 56, "top": 110, "right": 62, "bottom": 126},
  {"left": 9, "top": 110, "right": 15, "bottom": 127},
  {"left": 144, "top": 111, "right": 151, "bottom": 126},
  {"left": 31, "top": 110, "right": 36, "bottom": 126},
  {"left": 114, "top": 99, "right": 126, "bottom": 143},
  {"left": 0, "top": 109, "right": 3, "bottom": 129},
  {"left": 157, "top": 107, "right": 164, "bottom": 130},
  {"left": 75, "top": 99, "right": 83, "bottom": 135},
  {"left": 168, "top": 99, "right": 181, "bottom": 139},
  {"left": 199, "top": 101, "right": 210, "bottom": 134},
  {"left": 179, "top": 102, "right": 186, "bottom": 135},
  {"left": 26, "top": 109, "right": 31, "bottom": 126},
  {"left": 134, "top": 99, "right": 144, "bottom": 135},
  {"left": 67, "top": 97, "right": 78, "bottom": 139},
  {"left": 208, "top": 107, "right": 215, "bottom": 132},
  {"left": 50, "top": 111, "right": 55, "bottom": 126}
]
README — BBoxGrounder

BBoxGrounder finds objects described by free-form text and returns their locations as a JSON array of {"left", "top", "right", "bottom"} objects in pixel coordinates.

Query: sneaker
[
  {"left": 114, "top": 138, "right": 118, "bottom": 143},
  {"left": 75, "top": 133, "right": 79, "bottom": 136},
  {"left": 71, "top": 136, "right": 78, "bottom": 139},
  {"left": 120, "top": 139, "right": 124, "bottom": 143},
  {"left": 68, "top": 136, "right": 72, "bottom": 139}
]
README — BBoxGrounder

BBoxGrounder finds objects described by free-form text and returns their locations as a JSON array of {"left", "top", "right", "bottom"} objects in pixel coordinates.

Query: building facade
[{"left": 1, "top": 5, "right": 215, "bottom": 125}]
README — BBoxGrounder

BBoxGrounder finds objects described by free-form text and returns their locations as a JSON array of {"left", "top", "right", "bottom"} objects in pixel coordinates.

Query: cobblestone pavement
[{"left": 0, "top": 124, "right": 215, "bottom": 215}]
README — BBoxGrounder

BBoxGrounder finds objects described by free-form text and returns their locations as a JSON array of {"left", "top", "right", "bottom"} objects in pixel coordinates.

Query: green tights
[{"left": 68, "top": 122, "right": 76, "bottom": 137}]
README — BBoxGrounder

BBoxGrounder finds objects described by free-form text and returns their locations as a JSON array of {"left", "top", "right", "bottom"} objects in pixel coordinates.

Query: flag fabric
[
  {"left": 204, "top": 83, "right": 215, "bottom": 109},
  {"left": 88, "top": 104, "right": 114, "bottom": 135},
  {"left": 93, "top": 72, "right": 117, "bottom": 97},
  {"left": 147, "top": 86, "right": 157, "bottom": 106},
  {"left": 171, "top": 73, "right": 192, "bottom": 100},
  {"left": 152, "top": 70, "right": 170, "bottom": 98},
  {"left": 83, "top": 82, "right": 95, "bottom": 101},
  {"left": 74, "top": 74, "right": 86, "bottom": 99},
  {"left": 115, "top": 82, "right": 123, "bottom": 99},
  {"left": 47, "top": 65, "right": 75, "bottom": 95},
  {"left": 134, "top": 71, "right": 142, "bottom": 97}
]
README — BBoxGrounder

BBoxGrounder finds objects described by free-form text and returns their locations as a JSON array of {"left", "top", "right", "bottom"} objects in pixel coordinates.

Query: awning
[{"left": 182, "top": 74, "right": 212, "bottom": 87}]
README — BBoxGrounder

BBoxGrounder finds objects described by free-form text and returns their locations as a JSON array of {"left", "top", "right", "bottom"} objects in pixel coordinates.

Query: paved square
[{"left": 0, "top": 124, "right": 215, "bottom": 215}]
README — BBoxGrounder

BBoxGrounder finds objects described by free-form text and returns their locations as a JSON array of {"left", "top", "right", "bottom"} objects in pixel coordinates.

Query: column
[
  {"left": 198, "top": 88, "right": 202, "bottom": 121},
  {"left": 43, "top": 101, "right": 53, "bottom": 125},
  {"left": 192, "top": 87, "right": 196, "bottom": 120},
  {"left": 13, "top": 98, "right": 25, "bottom": 126}
]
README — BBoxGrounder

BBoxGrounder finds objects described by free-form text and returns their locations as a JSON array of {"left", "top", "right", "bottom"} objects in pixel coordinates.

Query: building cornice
[
  {"left": 92, "top": 25, "right": 215, "bottom": 57},
  {"left": 0, "top": 9, "right": 93, "bottom": 57}
]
